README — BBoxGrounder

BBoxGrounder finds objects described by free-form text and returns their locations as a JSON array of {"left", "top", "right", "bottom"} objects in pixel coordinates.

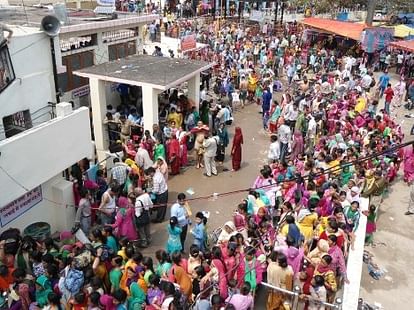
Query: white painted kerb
[{"left": 342, "top": 197, "right": 369, "bottom": 310}]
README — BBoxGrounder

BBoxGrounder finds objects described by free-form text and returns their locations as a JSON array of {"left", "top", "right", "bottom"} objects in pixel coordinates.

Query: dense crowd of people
[{"left": 1, "top": 14, "right": 413, "bottom": 310}]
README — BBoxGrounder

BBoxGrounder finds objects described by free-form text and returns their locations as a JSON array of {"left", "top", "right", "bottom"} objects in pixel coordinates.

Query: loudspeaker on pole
[{"left": 41, "top": 15, "right": 62, "bottom": 37}]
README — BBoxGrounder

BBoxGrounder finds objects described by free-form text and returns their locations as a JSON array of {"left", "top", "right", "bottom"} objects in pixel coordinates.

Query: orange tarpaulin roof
[
  {"left": 302, "top": 17, "right": 367, "bottom": 41},
  {"left": 389, "top": 40, "right": 414, "bottom": 52}
]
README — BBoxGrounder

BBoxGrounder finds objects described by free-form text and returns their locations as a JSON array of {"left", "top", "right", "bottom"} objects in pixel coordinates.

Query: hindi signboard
[
  {"left": 72, "top": 85, "right": 90, "bottom": 98},
  {"left": 361, "top": 28, "right": 394, "bottom": 53},
  {"left": 249, "top": 10, "right": 264, "bottom": 22},
  {"left": 97, "top": 0, "right": 115, "bottom": 5},
  {"left": 180, "top": 34, "right": 197, "bottom": 52},
  {"left": 0, "top": 186, "right": 43, "bottom": 227}
]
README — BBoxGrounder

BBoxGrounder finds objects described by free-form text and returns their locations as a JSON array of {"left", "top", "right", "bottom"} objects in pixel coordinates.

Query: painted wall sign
[
  {"left": 72, "top": 85, "right": 90, "bottom": 98},
  {"left": 0, "top": 186, "right": 43, "bottom": 227}
]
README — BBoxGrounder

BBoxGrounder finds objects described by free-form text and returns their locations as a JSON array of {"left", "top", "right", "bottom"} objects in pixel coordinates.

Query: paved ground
[
  {"left": 359, "top": 74, "right": 414, "bottom": 310},
  {"left": 141, "top": 100, "right": 272, "bottom": 257},
  {"left": 137, "top": 71, "right": 414, "bottom": 309}
]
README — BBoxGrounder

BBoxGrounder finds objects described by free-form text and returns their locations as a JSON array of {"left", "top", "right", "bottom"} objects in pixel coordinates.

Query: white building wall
[
  {"left": 0, "top": 28, "right": 55, "bottom": 140},
  {"left": 0, "top": 174, "right": 77, "bottom": 233},
  {"left": 0, "top": 107, "right": 92, "bottom": 207}
]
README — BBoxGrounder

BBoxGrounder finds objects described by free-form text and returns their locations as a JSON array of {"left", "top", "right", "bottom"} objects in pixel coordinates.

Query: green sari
[
  {"left": 128, "top": 282, "right": 146, "bottom": 309},
  {"left": 35, "top": 275, "right": 52, "bottom": 307},
  {"left": 153, "top": 144, "right": 166, "bottom": 161}
]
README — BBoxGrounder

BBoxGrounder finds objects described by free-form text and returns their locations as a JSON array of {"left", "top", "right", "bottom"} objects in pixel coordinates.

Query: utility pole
[
  {"left": 274, "top": 0, "right": 278, "bottom": 27},
  {"left": 280, "top": 1, "right": 285, "bottom": 25},
  {"left": 366, "top": 0, "right": 376, "bottom": 26}
]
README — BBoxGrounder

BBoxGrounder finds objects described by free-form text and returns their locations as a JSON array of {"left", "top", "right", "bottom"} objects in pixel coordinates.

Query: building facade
[
  {"left": 0, "top": 26, "right": 92, "bottom": 232},
  {"left": 56, "top": 14, "right": 159, "bottom": 108}
]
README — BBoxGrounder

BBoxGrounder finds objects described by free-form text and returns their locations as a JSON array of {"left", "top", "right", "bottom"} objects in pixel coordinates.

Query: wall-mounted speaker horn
[{"left": 41, "top": 15, "right": 61, "bottom": 37}]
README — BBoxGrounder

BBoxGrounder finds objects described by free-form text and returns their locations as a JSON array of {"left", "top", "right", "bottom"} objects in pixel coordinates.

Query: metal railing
[{"left": 261, "top": 281, "right": 343, "bottom": 310}]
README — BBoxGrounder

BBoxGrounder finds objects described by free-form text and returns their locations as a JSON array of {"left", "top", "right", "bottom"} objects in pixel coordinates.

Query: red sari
[
  {"left": 168, "top": 137, "right": 181, "bottom": 175},
  {"left": 231, "top": 127, "right": 243, "bottom": 171}
]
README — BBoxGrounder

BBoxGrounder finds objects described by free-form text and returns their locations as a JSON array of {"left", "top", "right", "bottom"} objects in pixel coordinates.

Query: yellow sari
[{"left": 298, "top": 212, "right": 318, "bottom": 241}]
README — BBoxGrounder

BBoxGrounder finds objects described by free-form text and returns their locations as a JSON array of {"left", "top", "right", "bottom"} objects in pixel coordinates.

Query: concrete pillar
[
  {"left": 95, "top": 32, "right": 109, "bottom": 64},
  {"left": 187, "top": 74, "right": 201, "bottom": 112},
  {"left": 142, "top": 86, "right": 159, "bottom": 134},
  {"left": 135, "top": 26, "right": 143, "bottom": 54},
  {"left": 90, "top": 78, "right": 108, "bottom": 162}
]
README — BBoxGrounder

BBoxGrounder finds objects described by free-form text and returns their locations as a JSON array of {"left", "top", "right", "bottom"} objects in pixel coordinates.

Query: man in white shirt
[
  {"left": 306, "top": 114, "right": 317, "bottom": 154},
  {"left": 341, "top": 68, "right": 351, "bottom": 80},
  {"left": 268, "top": 135, "right": 280, "bottom": 163},
  {"left": 135, "top": 145, "right": 153, "bottom": 170},
  {"left": 284, "top": 103, "right": 299, "bottom": 130},
  {"left": 203, "top": 133, "right": 219, "bottom": 177},
  {"left": 361, "top": 72, "right": 373, "bottom": 91},
  {"left": 384, "top": 53, "right": 392, "bottom": 68},
  {"left": 145, "top": 167, "right": 168, "bottom": 222},
  {"left": 200, "top": 87, "right": 208, "bottom": 102},
  {"left": 396, "top": 52, "right": 404, "bottom": 74},
  {"left": 170, "top": 192, "right": 190, "bottom": 251},
  {"left": 135, "top": 188, "right": 153, "bottom": 246},
  {"left": 278, "top": 123, "right": 291, "bottom": 163}
]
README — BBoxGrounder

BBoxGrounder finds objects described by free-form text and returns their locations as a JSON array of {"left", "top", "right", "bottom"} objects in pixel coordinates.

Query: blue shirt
[
  {"left": 379, "top": 74, "right": 389, "bottom": 88},
  {"left": 262, "top": 91, "right": 272, "bottom": 111},
  {"left": 170, "top": 203, "right": 188, "bottom": 227},
  {"left": 191, "top": 222, "right": 205, "bottom": 241}
]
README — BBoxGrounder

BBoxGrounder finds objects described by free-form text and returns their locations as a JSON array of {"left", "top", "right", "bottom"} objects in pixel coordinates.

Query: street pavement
[
  {"left": 139, "top": 72, "right": 414, "bottom": 309},
  {"left": 359, "top": 73, "right": 414, "bottom": 310}
]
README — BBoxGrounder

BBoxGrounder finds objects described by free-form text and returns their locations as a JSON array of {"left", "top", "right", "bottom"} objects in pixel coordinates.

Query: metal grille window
[
  {"left": 58, "top": 51, "right": 94, "bottom": 92},
  {"left": 0, "top": 42, "right": 16, "bottom": 93},
  {"left": 2, "top": 110, "right": 32, "bottom": 138},
  {"left": 108, "top": 41, "right": 137, "bottom": 61}
]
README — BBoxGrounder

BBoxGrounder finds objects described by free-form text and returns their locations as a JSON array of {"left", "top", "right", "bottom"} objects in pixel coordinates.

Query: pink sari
[
  {"left": 111, "top": 199, "right": 138, "bottom": 241},
  {"left": 291, "top": 131, "right": 304, "bottom": 160},
  {"left": 403, "top": 146, "right": 414, "bottom": 183},
  {"left": 212, "top": 258, "right": 228, "bottom": 300}
]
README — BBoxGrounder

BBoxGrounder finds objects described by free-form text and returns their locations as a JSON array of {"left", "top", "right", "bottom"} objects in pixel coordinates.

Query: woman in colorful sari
[
  {"left": 231, "top": 127, "right": 244, "bottom": 171},
  {"left": 100, "top": 295, "right": 116, "bottom": 310},
  {"left": 247, "top": 71, "right": 258, "bottom": 101},
  {"left": 35, "top": 275, "right": 53, "bottom": 308},
  {"left": 363, "top": 205, "right": 377, "bottom": 245},
  {"left": 313, "top": 255, "right": 337, "bottom": 303},
  {"left": 306, "top": 239, "right": 329, "bottom": 266},
  {"left": 178, "top": 130, "right": 189, "bottom": 167},
  {"left": 403, "top": 144, "right": 414, "bottom": 184},
  {"left": 168, "top": 135, "right": 181, "bottom": 175},
  {"left": 266, "top": 252, "right": 293, "bottom": 310},
  {"left": 268, "top": 100, "right": 282, "bottom": 133},
  {"left": 297, "top": 200, "right": 319, "bottom": 242},
  {"left": 128, "top": 283, "right": 146, "bottom": 309},
  {"left": 153, "top": 139, "right": 165, "bottom": 162},
  {"left": 142, "top": 130, "right": 155, "bottom": 159},
  {"left": 169, "top": 252, "right": 192, "bottom": 300},
  {"left": 211, "top": 246, "right": 228, "bottom": 300},
  {"left": 215, "top": 123, "right": 229, "bottom": 164},
  {"left": 155, "top": 249, "right": 172, "bottom": 279},
  {"left": 110, "top": 195, "right": 138, "bottom": 241},
  {"left": 291, "top": 130, "right": 304, "bottom": 160}
]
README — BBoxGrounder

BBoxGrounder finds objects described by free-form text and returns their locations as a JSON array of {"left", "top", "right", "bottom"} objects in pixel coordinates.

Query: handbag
[{"left": 135, "top": 201, "right": 150, "bottom": 226}]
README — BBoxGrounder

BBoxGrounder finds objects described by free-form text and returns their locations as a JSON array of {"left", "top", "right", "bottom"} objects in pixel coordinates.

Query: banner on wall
[
  {"left": 97, "top": 0, "right": 115, "bottom": 5},
  {"left": 361, "top": 28, "right": 395, "bottom": 53},
  {"left": 180, "top": 34, "right": 197, "bottom": 52},
  {"left": 249, "top": 10, "right": 264, "bottom": 23},
  {"left": 0, "top": 186, "right": 43, "bottom": 227}
]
